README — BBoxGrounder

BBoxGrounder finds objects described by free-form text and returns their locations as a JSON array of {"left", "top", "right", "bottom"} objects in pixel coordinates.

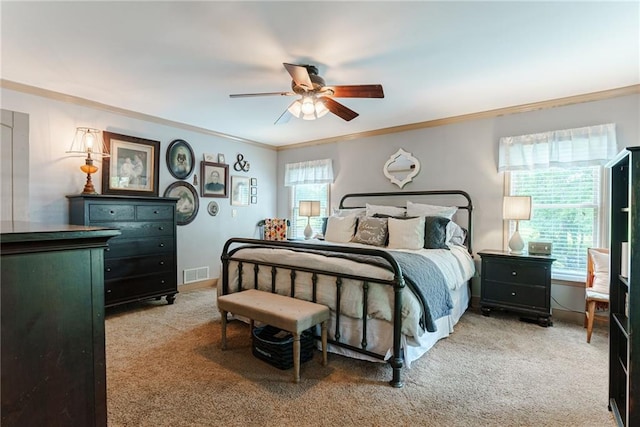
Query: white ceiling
[{"left": 2, "top": 1, "right": 638, "bottom": 147}]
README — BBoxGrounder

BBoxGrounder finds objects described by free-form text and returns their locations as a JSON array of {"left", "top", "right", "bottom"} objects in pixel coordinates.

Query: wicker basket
[{"left": 252, "top": 325, "right": 315, "bottom": 370}]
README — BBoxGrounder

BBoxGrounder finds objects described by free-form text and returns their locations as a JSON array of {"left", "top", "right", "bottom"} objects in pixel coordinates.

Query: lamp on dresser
[
  {"left": 503, "top": 195, "right": 531, "bottom": 254},
  {"left": 66, "top": 127, "right": 109, "bottom": 194},
  {"left": 299, "top": 200, "right": 321, "bottom": 239}
]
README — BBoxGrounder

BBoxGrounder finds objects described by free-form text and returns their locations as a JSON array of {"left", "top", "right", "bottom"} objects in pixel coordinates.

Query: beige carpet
[{"left": 105, "top": 288, "right": 614, "bottom": 427}]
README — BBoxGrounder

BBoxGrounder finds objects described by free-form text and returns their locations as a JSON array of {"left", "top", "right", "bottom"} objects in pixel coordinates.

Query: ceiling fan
[{"left": 229, "top": 63, "right": 384, "bottom": 123}]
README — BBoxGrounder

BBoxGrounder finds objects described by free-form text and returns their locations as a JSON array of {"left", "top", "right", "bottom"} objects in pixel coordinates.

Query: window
[
  {"left": 284, "top": 158, "right": 334, "bottom": 239},
  {"left": 499, "top": 123, "right": 617, "bottom": 282},
  {"left": 508, "top": 165, "right": 605, "bottom": 281},
  {"left": 290, "top": 184, "right": 330, "bottom": 239}
]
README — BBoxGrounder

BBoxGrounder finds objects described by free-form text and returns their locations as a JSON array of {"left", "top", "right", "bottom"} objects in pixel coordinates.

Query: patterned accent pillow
[
  {"left": 424, "top": 216, "right": 450, "bottom": 250},
  {"left": 351, "top": 217, "right": 388, "bottom": 246},
  {"left": 264, "top": 218, "right": 288, "bottom": 241}
]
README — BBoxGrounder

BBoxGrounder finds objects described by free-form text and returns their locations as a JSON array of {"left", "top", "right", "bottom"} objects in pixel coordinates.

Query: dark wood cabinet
[
  {"left": 607, "top": 147, "right": 639, "bottom": 427},
  {"left": 68, "top": 195, "right": 178, "bottom": 307},
  {"left": 479, "top": 249, "right": 555, "bottom": 327},
  {"left": 1, "top": 222, "right": 119, "bottom": 426}
]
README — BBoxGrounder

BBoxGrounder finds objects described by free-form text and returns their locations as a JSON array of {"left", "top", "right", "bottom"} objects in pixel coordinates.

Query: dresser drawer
[
  {"left": 105, "top": 237, "right": 174, "bottom": 258},
  {"left": 483, "top": 259, "right": 548, "bottom": 286},
  {"left": 105, "top": 254, "right": 174, "bottom": 280},
  {"left": 136, "top": 204, "right": 174, "bottom": 221},
  {"left": 483, "top": 280, "right": 547, "bottom": 309},
  {"left": 105, "top": 273, "right": 176, "bottom": 306},
  {"left": 89, "top": 204, "right": 135, "bottom": 221},
  {"left": 91, "top": 221, "right": 174, "bottom": 238}
]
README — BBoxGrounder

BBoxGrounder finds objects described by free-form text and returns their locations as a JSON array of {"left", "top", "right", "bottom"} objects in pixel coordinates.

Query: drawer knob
[
  {"left": 105, "top": 247, "right": 110, "bottom": 252},
  {"left": 106, "top": 289, "right": 112, "bottom": 294},
  {"left": 160, "top": 280, "right": 165, "bottom": 284},
  {"left": 110, "top": 210, "right": 115, "bottom": 215},
  {"left": 106, "top": 267, "right": 111, "bottom": 272},
  {"left": 154, "top": 210, "right": 159, "bottom": 214},
  {"left": 511, "top": 271, "right": 517, "bottom": 276},
  {"left": 159, "top": 243, "right": 165, "bottom": 248},
  {"left": 511, "top": 292, "right": 516, "bottom": 296},
  {"left": 158, "top": 226, "right": 164, "bottom": 231},
  {"left": 159, "top": 261, "right": 165, "bottom": 266}
]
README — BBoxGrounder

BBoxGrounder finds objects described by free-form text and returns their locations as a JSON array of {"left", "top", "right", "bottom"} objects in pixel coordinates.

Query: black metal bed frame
[{"left": 220, "top": 190, "right": 473, "bottom": 387}]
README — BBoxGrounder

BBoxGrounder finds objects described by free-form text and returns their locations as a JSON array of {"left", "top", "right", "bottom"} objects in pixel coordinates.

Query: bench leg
[
  {"left": 321, "top": 321, "right": 328, "bottom": 366},
  {"left": 220, "top": 310, "right": 227, "bottom": 350},
  {"left": 250, "top": 319, "right": 254, "bottom": 337},
  {"left": 293, "top": 332, "right": 300, "bottom": 383}
]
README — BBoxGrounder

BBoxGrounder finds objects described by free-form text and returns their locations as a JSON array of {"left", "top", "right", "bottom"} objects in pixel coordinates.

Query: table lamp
[
  {"left": 66, "top": 127, "right": 109, "bottom": 194},
  {"left": 503, "top": 196, "right": 531, "bottom": 254},
  {"left": 299, "top": 200, "right": 321, "bottom": 239}
]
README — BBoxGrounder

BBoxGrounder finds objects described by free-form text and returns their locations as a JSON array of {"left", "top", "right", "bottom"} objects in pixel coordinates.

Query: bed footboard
[{"left": 220, "top": 237, "right": 409, "bottom": 387}]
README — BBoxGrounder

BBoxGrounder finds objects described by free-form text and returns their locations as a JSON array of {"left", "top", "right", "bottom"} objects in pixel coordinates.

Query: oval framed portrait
[
  {"left": 207, "top": 201, "right": 219, "bottom": 216},
  {"left": 166, "top": 139, "right": 195, "bottom": 180},
  {"left": 164, "top": 181, "right": 199, "bottom": 225}
]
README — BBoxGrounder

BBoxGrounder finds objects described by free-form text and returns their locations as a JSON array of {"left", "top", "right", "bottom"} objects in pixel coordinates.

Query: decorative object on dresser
[
  {"left": 383, "top": 148, "right": 420, "bottom": 188},
  {"left": 606, "top": 146, "right": 639, "bottom": 427},
  {"left": 68, "top": 195, "right": 178, "bottom": 308},
  {"left": 479, "top": 249, "right": 555, "bottom": 327},
  {"left": 201, "top": 161, "right": 228, "bottom": 198},
  {"left": 166, "top": 139, "right": 195, "bottom": 180},
  {"left": 299, "top": 200, "right": 321, "bottom": 239},
  {"left": 101, "top": 131, "right": 160, "bottom": 196},
  {"left": 1, "top": 222, "right": 120, "bottom": 426},
  {"left": 503, "top": 196, "right": 531, "bottom": 254},
  {"left": 164, "top": 181, "right": 199, "bottom": 226},
  {"left": 66, "top": 127, "right": 110, "bottom": 195}
]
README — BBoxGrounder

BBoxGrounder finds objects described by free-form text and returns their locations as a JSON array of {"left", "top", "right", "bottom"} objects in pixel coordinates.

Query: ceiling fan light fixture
[{"left": 288, "top": 96, "right": 329, "bottom": 121}]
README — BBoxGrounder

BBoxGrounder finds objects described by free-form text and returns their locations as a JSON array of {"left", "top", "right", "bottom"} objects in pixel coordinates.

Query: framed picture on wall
[
  {"left": 201, "top": 161, "right": 228, "bottom": 198},
  {"left": 102, "top": 131, "right": 160, "bottom": 196},
  {"left": 231, "top": 175, "right": 250, "bottom": 206},
  {"left": 164, "top": 181, "right": 199, "bottom": 225},
  {"left": 166, "top": 139, "right": 195, "bottom": 180}
]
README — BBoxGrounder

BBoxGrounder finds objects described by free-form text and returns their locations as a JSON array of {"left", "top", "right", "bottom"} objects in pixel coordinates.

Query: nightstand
[{"left": 478, "top": 249, "right": 556, "bottom": 327}]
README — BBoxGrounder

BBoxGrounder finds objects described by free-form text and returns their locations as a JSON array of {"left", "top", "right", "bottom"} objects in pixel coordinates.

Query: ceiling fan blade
[
  {"left": 283, "top": 63, "right": 313, "bottom": 90},
  {"left": 320, "top": 97, "right": 359, "bottom": 121},
  {"left": 325, "top": 84, "right": 384, "bottom": 98},
  {"left": 229, "top": 91, "right": 295, "bottom": 98},
  {"left": 274, "top": 103, "right": 294, "bottom": 124}
]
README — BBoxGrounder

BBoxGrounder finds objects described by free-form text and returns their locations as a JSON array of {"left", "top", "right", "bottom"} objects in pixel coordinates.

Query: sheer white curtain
[
  {"left": 284, "top": 158, "right": 334, "bottom": 186},
  {"left": 498, "top": 123, "right": 617, "bottom": 172}
]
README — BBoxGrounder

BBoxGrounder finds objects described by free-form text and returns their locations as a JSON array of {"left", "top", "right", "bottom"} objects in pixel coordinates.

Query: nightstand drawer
[
  {"left": 483, "top": 280, "right": 547, "bottom": 309},
  {"left": 483, "top": 259, "right": 548, "bottom": 286}
]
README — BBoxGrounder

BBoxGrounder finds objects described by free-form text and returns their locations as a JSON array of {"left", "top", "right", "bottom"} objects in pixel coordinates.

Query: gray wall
[
  {"left": 276, "top": 94, "right": 640, "bottom": 310},
  {"left": 1, "top": 88, "right": 278, "bottom": 285}
]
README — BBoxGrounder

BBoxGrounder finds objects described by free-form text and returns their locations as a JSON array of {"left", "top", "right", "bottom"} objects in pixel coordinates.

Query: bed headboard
[{"left": 338, "top": 190, "right": 474, "bottom": 254}]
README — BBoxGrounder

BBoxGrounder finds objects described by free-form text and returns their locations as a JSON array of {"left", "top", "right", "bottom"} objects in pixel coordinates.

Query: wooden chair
[{"left": 585, "top": 248, "right": 610, "bottom": 343}]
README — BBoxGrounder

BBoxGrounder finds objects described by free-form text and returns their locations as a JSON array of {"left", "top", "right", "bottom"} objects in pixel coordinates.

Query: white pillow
[
  {"left": 365, "top": 203, "right": 406, "bottom": 218},
  {"left": 590, "top": 250, "right": 610, "bottom": 294},
  {"left": 333, "top": 207, "right": 366, "bottom": 218},
  {"left": 387, "top": 216, "right": 425, "bottom": 250},
  {"left": 446, "top": 221, "right": 467, "bottom": 247},
  {"left": 406, "top": 201, "right": 457, "bottom": 219},
  {"left": 325, "top": 215, "right": 357, "bottom": 243}
]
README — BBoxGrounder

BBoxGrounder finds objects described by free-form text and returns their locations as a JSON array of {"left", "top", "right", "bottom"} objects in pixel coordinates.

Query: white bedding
[{"left": 220, "top": 240, "right": 475, "bottom": 366}]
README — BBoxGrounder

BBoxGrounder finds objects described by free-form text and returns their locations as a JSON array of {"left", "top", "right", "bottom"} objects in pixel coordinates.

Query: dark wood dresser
[
  {"left": 479, "top": 249, "right": 556, "bottom": 327},
  {"left": 68, "top": 194, "right": 178, "bottom": 307},
  {"left": 1, "top": 222, "right": 120, "bottom": 426}
]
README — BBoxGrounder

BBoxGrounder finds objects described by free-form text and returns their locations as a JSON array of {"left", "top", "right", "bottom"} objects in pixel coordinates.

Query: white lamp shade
[
  {"left": 299, "top": 200, "right": 321, "bottom": 217},
  {"left": 288, "top": 97, "right": 329, "bottom": 120},
  {"left": 503, "top": 196, "right": 532, "bottom": 220},
  {"left": 67, "top": 127, "right": 109, "bottom": 156}
]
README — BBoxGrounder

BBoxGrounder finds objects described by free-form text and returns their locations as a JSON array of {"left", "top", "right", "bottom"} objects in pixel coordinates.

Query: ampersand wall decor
[{"left": 233, "top": 153, "right": 250, "bottom": 172}]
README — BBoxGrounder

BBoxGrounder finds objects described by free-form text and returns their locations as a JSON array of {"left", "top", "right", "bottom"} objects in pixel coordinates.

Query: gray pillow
[
  {"left": 424, "top": 216, "right": 450, "bottom": 250},
  {"left": 351, "top": 217, "right": 388, "bottom": 246}
]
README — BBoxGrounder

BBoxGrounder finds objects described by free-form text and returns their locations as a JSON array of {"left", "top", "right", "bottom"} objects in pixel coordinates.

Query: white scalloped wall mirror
[{"left": 383, "top": 148, "right": 420, "bottom": 188}]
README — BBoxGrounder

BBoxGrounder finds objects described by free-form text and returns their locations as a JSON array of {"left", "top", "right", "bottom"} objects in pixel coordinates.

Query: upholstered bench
[{"left": 217, "top": 289, "right": 330, "bottom": 383}]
